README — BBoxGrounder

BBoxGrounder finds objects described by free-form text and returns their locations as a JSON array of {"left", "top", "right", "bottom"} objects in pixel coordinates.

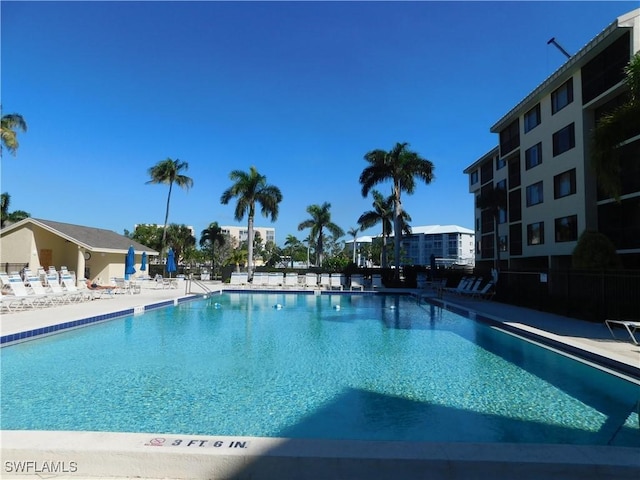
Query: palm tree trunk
[
  {"left": 161, "top": 181, "right": 173, "bottom": 254},
  {"left": 247, "top": 215, "right": 254, "bottom": 279},
  {"left": 317, "top": 229, "right": 324, "bottom": 267},
  {"left": 393, "top": 192, "right": 402, "bottom": 278}
]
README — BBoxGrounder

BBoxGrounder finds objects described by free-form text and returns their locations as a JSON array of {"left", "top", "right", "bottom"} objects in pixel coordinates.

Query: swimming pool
[{"left": 1, "top": 292, "right": 638, "bottom": 446}]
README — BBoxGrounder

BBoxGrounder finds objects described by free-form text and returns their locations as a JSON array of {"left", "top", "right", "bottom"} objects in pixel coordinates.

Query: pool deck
[{"left": 1, "top": 281, "right": 639, "bottom": 479}]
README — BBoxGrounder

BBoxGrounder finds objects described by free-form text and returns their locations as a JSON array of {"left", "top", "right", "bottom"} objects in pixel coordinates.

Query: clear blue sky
[{"left": 2, "top": 1, "right": 637, "bottom": 246}]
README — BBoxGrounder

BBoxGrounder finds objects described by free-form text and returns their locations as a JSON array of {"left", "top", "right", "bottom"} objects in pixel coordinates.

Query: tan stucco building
[{"left": 0, "top": 218, "right": 158, "bottom": 284}]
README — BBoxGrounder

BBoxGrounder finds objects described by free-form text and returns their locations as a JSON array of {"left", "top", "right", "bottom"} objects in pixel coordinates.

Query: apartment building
[
  {"left": 220, "top": 225, "right": 276, "bottom": 248},
  {"left": 398, "top": 225, "right": 475, "bottom": 267},
  {"left": 464, "top": 8, "right": 640, "bottom": 270}
]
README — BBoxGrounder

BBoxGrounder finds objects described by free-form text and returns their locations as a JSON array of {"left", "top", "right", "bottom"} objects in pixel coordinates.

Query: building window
[
  {"left": 555, "top": 215, "right": 578, "bottom": 242},
  {"left": 508, "top": 155, "right": 521, "bottom": 189},
  {"left": 551, "top": 78, "right": 573, "bottom": 114},
  {"left": 582, "top": 31, "right": 630, "bottom": 104},
  {"left": 526, "top": 181, "right": 543, "bottom": 207},
  {"left": 480, "top": 161, "right": 494, "bottom": 185},
  {"left": 470, "top": 170, "right": 479, "bottom": 185},
  {"left": 524, "top": 104, "right": 541, "bottom": 133},
  {"left": 554, "top": 169, "right": 576, "bottom": 198},
  {"left": 552, "top": 123, "right": 575, "bottom": 156},
  {"left": 525, "top": 143, "right": 542, "bottom": 170},
  {"left": 499, "top": 119, "right": 520, "bottom": 155},
  {"left": 496, "top": 156, "right": 506, "bottom": 170},
  {"left": 527, "top": 222, "right": 545, "bottom": 245},
  {"left": 509, "top": 223, "right": 522, "bottom": 256},
  {"left": 509, "top": 189, "right": 521, "bottom": 222},
  {"left": 497, "top": 180, "right": 507, "bottom": 224},
  {"left": 499, "top": 235, "right": 508, "bottom": 252}
]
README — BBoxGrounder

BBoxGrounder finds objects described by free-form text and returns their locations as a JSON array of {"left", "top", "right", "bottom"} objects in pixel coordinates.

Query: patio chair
[
  {"left": 371, "top": 274, "right": 383, "bottom": 289},
  {"left": 304, "top": 273, "right": 318, "bottom": 288},
  {"left": 350, "top": 274, "right": 365, "bottom": 291},
  {"left": 230, "top": 272, "right": 248, "bottom": 286},
  {"left": 46, "top": 273, "right": 83, "bottom": 303},
  {"left": 330, "top": 274, "right": 345, "bottom": 291},
  {"left": 26, "top": 274, "right": 65, "bottom": 305},
  {"left": 268, "top": 272, "right": 284, "bottom": 288},
  {"left": 605, "top": 319, "right": 640, "bottom": 345},
  {"left": 319, "top": 273, "right": 331, "bottom": 289},
  {"left": 0, "top": 273, "right": 44, "bottom": 309},
  {"left": 470, "top": 281, "right": 496, "bottom": 300},
  {"left": 284, "top": 273, "right": 299, "bottom": 288}
]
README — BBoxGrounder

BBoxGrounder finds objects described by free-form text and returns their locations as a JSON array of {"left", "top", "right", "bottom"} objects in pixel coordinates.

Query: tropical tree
[
  {"left": 0, "top": 192, "right": 30, "bottom": 228},
  {"left": 220, "top": 166, "right": 282, "bottom": 278},
  {"left": 284, "top": 234, "right": 301, "bottom": 268},
  {"left": 360, "top": 142, "right": 434, "bottom": 276},
  {"left": 476, "top": 185, "right": 507, "bottom": 271},
  {"left": 347, "top": 227, "right": 359, "bottom": 264},
  {"left": 228, "top": 248, "right": 247, "bottom": 273},
  {"left": 165, "top": 224, "right": 196, "bottom": 263},
  {"left": 146, "top": 158, "right": 194, "bottom": 253},
  {"left": 298, "top": 202, "right": 344, "bottom": 267},
  {"left": 128, "top": 224, "right": 163, "bottom": 252},
  {"left": 591, "top": 52, "right": 640, "bottom": 201},
  {"left": 357, "top": 189, "right": 412, "bottom": 268},
  {"left": 572, "top": 231, "right": 621, "bottom": 270},
  {"left": 200, "top": 222, "right": 226, "bottom": 275},
  {"left": 1, "top": 112, "right": 27, "bottom": 157}
]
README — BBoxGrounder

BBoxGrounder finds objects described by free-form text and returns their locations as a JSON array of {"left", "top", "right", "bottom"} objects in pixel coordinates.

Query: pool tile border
[
  {"left": 425, "top": 296, "right": 640, "bottom": 383},
  {"left": 0, "top": 295, "right": 204, "bottom": 347}
]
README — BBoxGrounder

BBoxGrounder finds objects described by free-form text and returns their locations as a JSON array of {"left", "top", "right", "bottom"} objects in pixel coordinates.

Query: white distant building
[
  {"left": 221, "top": 225, "right": 276, "bottom": 248},
  {"left": 398, "top": 225, "right": 475, "bottom": 267},
  {"left": 349, "top": 226, "right": 475, "bottom": 267}
]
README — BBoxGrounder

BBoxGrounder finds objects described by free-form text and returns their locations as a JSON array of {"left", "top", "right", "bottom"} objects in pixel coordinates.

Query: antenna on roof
[{"left": 547, "top": 37, "right": 571, "bottom": 60}]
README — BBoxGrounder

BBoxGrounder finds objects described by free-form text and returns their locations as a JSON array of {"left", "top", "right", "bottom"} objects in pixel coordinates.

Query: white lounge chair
[
  {"left": 284, "top": 273, "right": 299, "bottom": 288},
  {"left": 330, "top": 274, "right": 344, "bottom": 291},
  {"left": 252, "top": 272, "right": 269, "bottom": 288},
  {"left": 350, "top": 274, "right": 365, "bottom": 291},
  {"left": 26, "top": 275, "right": 65, "bottom": 305},
  {"left": 268, "top": 272, "right": 284, "bottom": 287},
  {"left": 46, "top": 273, "right": 82, "bottom": 303},
  {"left": 371, "top": 274, "right": 383, "bottom": 289},
  {"left": 304, "top": 273, "right": 318, "bottom": 288},
  {"left": 230, "top": 272, "right": 249, "bottom": 286},
  {"left": 1, "top": 273, "right": 44, "bottom": 309},
  {"left": 605, "top": 319, "right": 640, "bottom": 345},
  {"left": 319, "top": 273, "right": 331, "bottom": 289}
]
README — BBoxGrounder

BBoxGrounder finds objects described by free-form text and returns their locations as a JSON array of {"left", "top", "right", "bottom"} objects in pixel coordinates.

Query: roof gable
[{"left": 2, "top": 218, "right": 158, "bottom": 254}]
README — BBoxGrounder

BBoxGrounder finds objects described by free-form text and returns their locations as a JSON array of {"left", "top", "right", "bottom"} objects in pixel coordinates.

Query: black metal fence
[{"left": 497, "top": 269, "right": 640, "bottom": 322}]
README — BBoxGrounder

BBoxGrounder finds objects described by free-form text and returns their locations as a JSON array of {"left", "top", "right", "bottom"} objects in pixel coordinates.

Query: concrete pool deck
[{"left": 1, "top": 281, "right": 639, "bottom": 479}]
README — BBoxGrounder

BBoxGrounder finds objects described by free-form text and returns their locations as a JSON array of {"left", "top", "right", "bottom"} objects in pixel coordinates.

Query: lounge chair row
[
  {"left": 229, "top": 272, "right": 384, "bottom": 291},
  {"left": 0, "top": 271, "right": 92, "bottom": 312},
  {"left": 439, "top": 276, "right": 496, "bottom": 300}
]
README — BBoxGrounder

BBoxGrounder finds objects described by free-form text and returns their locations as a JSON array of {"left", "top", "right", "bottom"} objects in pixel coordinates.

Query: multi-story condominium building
[
  {"left": 464, "top": 8, "right": 640, "bottom": 270},
  {"left": 398, "top": 225, "right": 475, "bottom": 267},
  {"left": 220, "top": 225, "right": 276, "bottom": 248}
]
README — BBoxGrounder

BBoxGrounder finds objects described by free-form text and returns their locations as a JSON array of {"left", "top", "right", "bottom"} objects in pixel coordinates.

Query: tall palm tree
[
  {"left": 298, "top": 202, "right": 344, "bottom": 268},
  {"left": 360, "top": 142, "right": 434, "bottom": 276},
  {"left": 476, "top": 185, "right": 507, "bottom": 271},
  {"left": 1, "top": 112, "right": 27, "bottom": 157},
  {"left": 0, "top": 192, "right": 30, "bottom": 228},
  {"left": 220, "top": 166, "right": 282, "bottom": 278},
  {"left": 347, "top": 226, "right": 359, "bottom": 264},
  {"left": 357, "top": 189, "right": 412, "bottom": 268},
  {"left": 200, "top": 222, "right": 226, "bottom": 275},
  {"left": 284, "top": 234, "right": 301, "bottom": 268},
  {"left": 591, "top": 52, "right": 640, "bottom": 201},
  {"left": 146, "top": 158, "right": 194, "bottom": 253}
]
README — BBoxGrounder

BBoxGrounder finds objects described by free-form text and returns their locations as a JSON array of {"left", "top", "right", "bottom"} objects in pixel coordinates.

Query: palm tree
[
  {"left": 298, "top": 202, "right": 344, "bottom": 267},
  {"left": 220, "top": 166, "right": 282, "bottom": 279},
  {"left": 1, "top": 112, "right": 27, "bottom": 157},
  {"left": 357, "top": 189, "right": 412, "bottom": 268},
  {"left": 146, "top": 158, "right": 194, "bottom": 253},
  {"left": 347, "top": 227, "right": 359, "bottom": 264},
  {"left": 476, "top": 185, "right": 507, "bottom": 271},
  {"left": 228, "top": 248, "right": 247, "bottom": 273},
  {"left": 591, "top": 52, "right": 640, "bottom": 201},
  {"left": 360, "top": 142, "right": 434, "bottom": 276},
  {"left": 200, "top": 222, "right": 226, "bottom": 276},
  {"left": 284, "top": 234, "right": 301, "bottom": 268},
  {"left": 165, "top": 224, "right": 196, "bottom": 264},
  {"left": 1, "top": 192, "right": 30, "bottom": 228}
]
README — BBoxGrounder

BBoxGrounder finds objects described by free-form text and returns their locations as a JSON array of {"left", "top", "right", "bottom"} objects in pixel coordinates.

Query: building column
[{"left": 77, "top": 247, "right": 85, "bottom": 286}]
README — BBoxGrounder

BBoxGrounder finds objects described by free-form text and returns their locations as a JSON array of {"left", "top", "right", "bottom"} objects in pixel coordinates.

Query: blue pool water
[{"left": 1, "top": 293, "right": 638, "bottom": 446}]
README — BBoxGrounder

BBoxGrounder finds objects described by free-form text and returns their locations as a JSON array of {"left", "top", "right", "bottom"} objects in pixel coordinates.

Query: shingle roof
[{"left": 23, "top": 218, "right": 157, "bottom": 254}]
